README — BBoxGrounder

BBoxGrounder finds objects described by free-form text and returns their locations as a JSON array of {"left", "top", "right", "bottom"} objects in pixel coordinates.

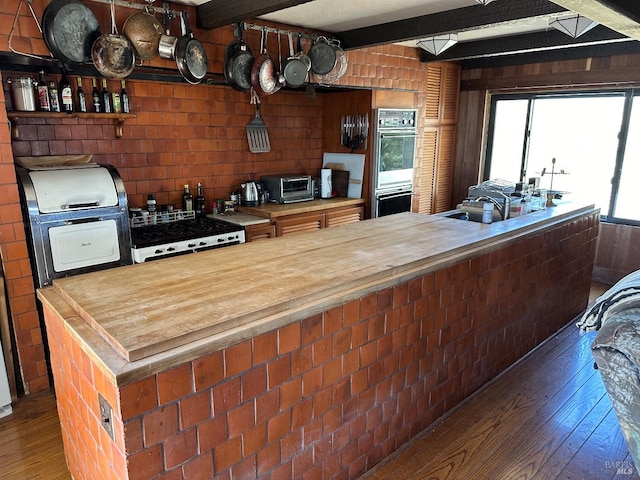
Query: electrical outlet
[{"left": 98, "top": 393, "right": 114, "bottom": 441}]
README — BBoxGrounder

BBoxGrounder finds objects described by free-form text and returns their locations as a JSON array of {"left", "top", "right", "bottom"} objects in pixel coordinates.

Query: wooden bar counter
[{"left": 38, "top": 202, "right": 599, "bottom": 480}]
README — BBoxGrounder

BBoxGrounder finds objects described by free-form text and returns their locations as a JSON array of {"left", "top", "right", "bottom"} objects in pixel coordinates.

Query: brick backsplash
[
  {"left": 1, "top": 0, "right": 433, "bottom": 396},
  {"left": 43, "top": 211, "right": 598, "bottom": 479}
]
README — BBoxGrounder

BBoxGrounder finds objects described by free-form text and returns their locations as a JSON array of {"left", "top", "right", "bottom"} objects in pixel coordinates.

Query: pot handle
[{"left": 288, "top": 32, "right": 295, "bottom": 58}]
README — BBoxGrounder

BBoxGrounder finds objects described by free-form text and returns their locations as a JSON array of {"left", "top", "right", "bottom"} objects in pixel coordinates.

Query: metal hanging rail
[
  {"left": 88, "top": 0, "right": 180, "bottom": 19},
  {"left": 242, "top": 22, "right": 333, "bottom": 43}
]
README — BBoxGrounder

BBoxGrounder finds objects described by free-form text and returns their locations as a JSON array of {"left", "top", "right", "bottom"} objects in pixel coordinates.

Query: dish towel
[{"left": 577, "top": 269, "right": 640, "bottom": 332}]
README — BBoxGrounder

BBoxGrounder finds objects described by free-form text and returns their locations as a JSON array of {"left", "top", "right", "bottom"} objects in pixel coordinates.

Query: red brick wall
[
  {"left": 0, "top": 0, "right": 433, "bottom": 395},
  {"left": 43, "top": 211, "right": 599, "bottom": 479}
]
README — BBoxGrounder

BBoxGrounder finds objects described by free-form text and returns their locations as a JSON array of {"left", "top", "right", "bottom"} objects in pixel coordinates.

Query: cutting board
[{"left": 323, "top": 153, "right": 365, "bottom": 198}]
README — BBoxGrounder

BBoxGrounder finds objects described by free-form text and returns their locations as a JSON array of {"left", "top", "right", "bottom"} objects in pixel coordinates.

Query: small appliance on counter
[
  {"left": 261, "top": 175, "right": 314, "bottom": 203},
  {"left": 240, "top": 181, "right": 259, "bottom": 207},
  {"left": 16, "top": 162, "right": 133, "bottom": 287}
]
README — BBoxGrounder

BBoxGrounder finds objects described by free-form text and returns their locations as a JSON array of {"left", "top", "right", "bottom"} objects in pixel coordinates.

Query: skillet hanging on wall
[
  {"left": 224, "top": 23, "right": 254, "bottom": 92},
  {"left": 91, "top": 0, "right": 135, "bottom": 79},
  {"left": 251, "top": 28, "right": 278, "bottom": 97},
  {"left": 174, "top": 11, "right": 208, "bottom": 84},
  {"left": 42, "top": 0, "right": 101, "bottom": 70}
]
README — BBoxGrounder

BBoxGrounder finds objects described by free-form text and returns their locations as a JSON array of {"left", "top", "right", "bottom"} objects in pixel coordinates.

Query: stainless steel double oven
[{"left": 371, "top": 108, "right": 418, "bottom": 217}]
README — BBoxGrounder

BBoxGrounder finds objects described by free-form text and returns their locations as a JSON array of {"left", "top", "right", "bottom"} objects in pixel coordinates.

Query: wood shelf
[{"left": 7, "top": 111, "right": 136, "bottom": 140}]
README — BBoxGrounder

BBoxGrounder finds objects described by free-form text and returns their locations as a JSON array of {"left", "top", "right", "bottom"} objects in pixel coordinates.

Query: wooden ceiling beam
[
  {"left": 338, "top": 0, "right": 568, "bottom": 50},
  {"left": 196, "top": 0, "right": 314, "bottom": 30},
  {"left": 549, "top": 0, "right": 640, "bottom": 41},
  {"left": 421, "top": 25, "right": 630, "bottom": 62}
]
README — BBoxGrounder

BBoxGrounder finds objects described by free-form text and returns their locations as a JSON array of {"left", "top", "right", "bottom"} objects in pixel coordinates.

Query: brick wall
[
  {"left": 0, "top": 0, "right": 433, "bottom": 395},
  {"left": 43, "top": 211, "right": 599, "bottom": 479}
]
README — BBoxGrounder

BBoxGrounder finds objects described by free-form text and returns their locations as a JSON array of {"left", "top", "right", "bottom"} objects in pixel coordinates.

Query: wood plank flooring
[
  {"left": 362, "top": 283, "right": 640, "bottom": 480},
  {"left": 1, "top": 284, "right": 637, "bottom": 480},
  {"left": 0, "top": 389, "right": 71, "bottom": 479}
]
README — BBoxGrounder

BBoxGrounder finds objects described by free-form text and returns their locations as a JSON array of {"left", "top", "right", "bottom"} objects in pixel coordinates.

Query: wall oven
[{"left": 372, "top": 108, "right": 418, "bottom": 217}]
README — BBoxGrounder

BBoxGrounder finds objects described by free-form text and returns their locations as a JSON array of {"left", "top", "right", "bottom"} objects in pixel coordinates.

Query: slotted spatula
[{"left": 246, "top": 89, "right": 271, "bottom": 153}]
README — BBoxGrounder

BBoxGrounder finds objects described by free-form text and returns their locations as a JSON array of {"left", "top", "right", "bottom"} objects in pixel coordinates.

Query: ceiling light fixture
[
  {"left": 417, "top": 33, "right": 458, "bottom": 56},
  {"left": 474, "top": 0, "right": 497, "bottom": 5},
  {"left": 550, "top": 14, "right": 598, "bottom": 38}
]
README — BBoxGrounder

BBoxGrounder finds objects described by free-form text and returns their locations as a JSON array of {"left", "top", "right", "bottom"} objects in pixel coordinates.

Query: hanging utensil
[
  {"left": 251, "top": 28, "right": 278, "bottom": 97},
  {"left": 295, "top": 34, "right": 312, "bottom": 72},
  {"left": 224, "top": 23, "right": 254, "bottom": 92},
  {"left": 91, "top": 0, "right": 135, "bottom": 79},
  {"left": 283, "top": 32, "right": 307, "bottom": 87},
  {"left": 246, "top": 89, "right": 271, "bottom": 153},
  {"left": 275, "top": 30, "right": 286, "bottom": 90},
  {"left": 42, "top": 0, "right": 101, "bottom": 70},
  {"left": 309, "top": 36, "right": 336, "bottom": 75},
  {"left": 122, "top": 3, "right": 163, "bottom": 61},
  {"left": 174, "top": 11, "right": 208, "bottom": 84}
]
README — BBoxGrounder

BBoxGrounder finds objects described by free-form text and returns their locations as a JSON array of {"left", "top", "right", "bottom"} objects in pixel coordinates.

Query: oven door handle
[
  {"left": 61, "top": 202, "right": 101, "bottom": 210},
  {"left": 379, "top": 134, "right": 417, "bottom": 139},
  {"left": 64, "top": 217, "right": 104, "bottom": 225},
  {"left": 377, "top": 191, "right": 414, "bottom": 200}
]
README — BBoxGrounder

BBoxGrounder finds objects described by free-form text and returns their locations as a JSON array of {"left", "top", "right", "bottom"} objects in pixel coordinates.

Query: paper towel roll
[{"left": 321, "top": 168, "right": 332, "bottom": 198}]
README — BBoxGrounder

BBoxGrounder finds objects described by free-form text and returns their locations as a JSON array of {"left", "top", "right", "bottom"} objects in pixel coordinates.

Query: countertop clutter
[{"left": 38, "top": 201, "right": 597, "bottom": 386}]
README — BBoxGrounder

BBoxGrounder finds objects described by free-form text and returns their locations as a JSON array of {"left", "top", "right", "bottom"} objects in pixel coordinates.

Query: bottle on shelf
[
  {"left": 147, "top": 193, "right": 157, "bottom": 213},
  {"left": 91, "top": 78, "right": 101, "bottom": 113},
  {"left": 182, "top": 184, "right": 193, "bottom": 212},
  {"left": 36, "top": 70, "right": 51, "bottom": 112},
  {"left": 195, "top": 183, "right": 205, "bottom": 218},
  {"left": 112, "top": 88, "right": 121, "bottom": 113},
  {"left": 76, "top": 77, "right": 86, "bottom": 113},
  {"left": 59, "top": 71, "right": 73, "bottom": 114},
  {"left": 48, "top": 78, "right": 60, "bottom": 112},
  {"left": 101, "top": 78, "right": 111, "bottom": 113},
  {"left": 120, "top": 80, "right": 130, "bottom": 114}
]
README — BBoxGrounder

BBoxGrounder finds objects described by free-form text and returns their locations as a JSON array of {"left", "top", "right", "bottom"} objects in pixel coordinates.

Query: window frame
[{"left": 484, "top": 89, "right": 639, "bottom": 226}]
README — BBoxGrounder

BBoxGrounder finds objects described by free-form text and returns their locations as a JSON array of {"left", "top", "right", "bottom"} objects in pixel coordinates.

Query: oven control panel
[{"left": 377, "top": 109, "right": 417, "bottom": 130}]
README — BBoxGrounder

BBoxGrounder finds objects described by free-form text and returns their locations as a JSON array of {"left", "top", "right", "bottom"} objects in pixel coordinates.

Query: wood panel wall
[{"left": 454, "top": 53, "right": 640, "bottom": 285}]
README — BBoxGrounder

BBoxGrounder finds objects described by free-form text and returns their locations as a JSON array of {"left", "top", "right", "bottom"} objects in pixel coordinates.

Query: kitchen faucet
[{"left": 474, "top": 195, "right": 507, "bottom": 221}]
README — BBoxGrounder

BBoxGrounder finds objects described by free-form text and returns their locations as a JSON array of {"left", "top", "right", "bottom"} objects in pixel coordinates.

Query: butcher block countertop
[
  {"left": 236, "top": 197, "right": 365, "bottom": 219},
  {"left": 38, "top": 201, "right": 596, "bottom": 386}
]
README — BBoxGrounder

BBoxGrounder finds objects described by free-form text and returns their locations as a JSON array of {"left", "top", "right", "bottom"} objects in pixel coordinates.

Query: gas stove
[{"left": 130, "top": 216, "right": 245, "bottom": 263}]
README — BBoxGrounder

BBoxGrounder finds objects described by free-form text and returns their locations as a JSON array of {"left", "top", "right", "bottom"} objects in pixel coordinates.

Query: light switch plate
[{"left": 98, "top": 393, "right": 114, "bottom": 441}]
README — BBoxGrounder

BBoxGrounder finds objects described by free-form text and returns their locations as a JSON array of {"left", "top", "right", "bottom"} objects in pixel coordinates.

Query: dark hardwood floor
[
  {"left": 1, "top": 284, "right": 637, "bottom": 480},
  {"left": 362, "top": 283, "right": 640, "bottom": 480}
]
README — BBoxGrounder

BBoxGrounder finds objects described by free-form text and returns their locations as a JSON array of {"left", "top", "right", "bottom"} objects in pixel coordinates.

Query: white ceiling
[{"left": 174, "top": 0, "right": 564, "bottom": 46}]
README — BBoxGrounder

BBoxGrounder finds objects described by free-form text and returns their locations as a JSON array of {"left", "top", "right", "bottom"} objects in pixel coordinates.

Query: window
[{"left": 485, "top": 90, "right": 639, "bottom": 225}]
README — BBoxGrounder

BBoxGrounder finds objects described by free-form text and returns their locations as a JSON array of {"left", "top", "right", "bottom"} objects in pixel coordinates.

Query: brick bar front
[{"left": 42, "top": 210, "right": 599, "bottom": 479}]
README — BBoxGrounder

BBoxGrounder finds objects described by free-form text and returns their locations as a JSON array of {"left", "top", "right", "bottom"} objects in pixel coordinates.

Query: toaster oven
[{"left": 261, "top": 175, "right": 314, "bottom": 203}]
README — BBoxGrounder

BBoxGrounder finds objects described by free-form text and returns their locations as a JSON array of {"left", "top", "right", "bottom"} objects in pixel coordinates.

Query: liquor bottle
[
  {"left": 195, "top": 183, "right": 205, "bottom": 218},
  {"left": 120, "top": 80, "right": 130, "bottom": 113},
  {"left": 48, "top": 79, "right": 60, "bottom": 112},
  {"left": 76, "top": 77, "right": 87, "bottom": 113},
  {"left": 91, "top": 78, "right": 101, "bottom": 113},
  {"left": 112, "top": 88, "right": 121, "bottom": 113},
  {"left": 101, "top": 78, "right": 111, "bottom": 113},
  {"left": 182, "top": 184, "right": 193, "bottom": 212},
  {"left": 36, "top": 70, "right": 51, "bottom": 112},
  {"left": 59, "top": 72, "right": 73, "bottom": 113}
]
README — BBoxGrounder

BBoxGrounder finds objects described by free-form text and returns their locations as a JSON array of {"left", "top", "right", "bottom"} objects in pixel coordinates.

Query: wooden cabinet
[
  {"left": 238, "top": 199, "right": 365, "bottom": 239},
  {"left": 418, "top": 62, "right": 460, "bottom": 214},
  {"left": 275, "top": 205, "right": 364, "bottom": 237},
  {"left": 244, "top": 222, "right": 276, "bottom": 242},
  {"left": 325, "top": 205, "right": 364, "bottom": 228}
]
